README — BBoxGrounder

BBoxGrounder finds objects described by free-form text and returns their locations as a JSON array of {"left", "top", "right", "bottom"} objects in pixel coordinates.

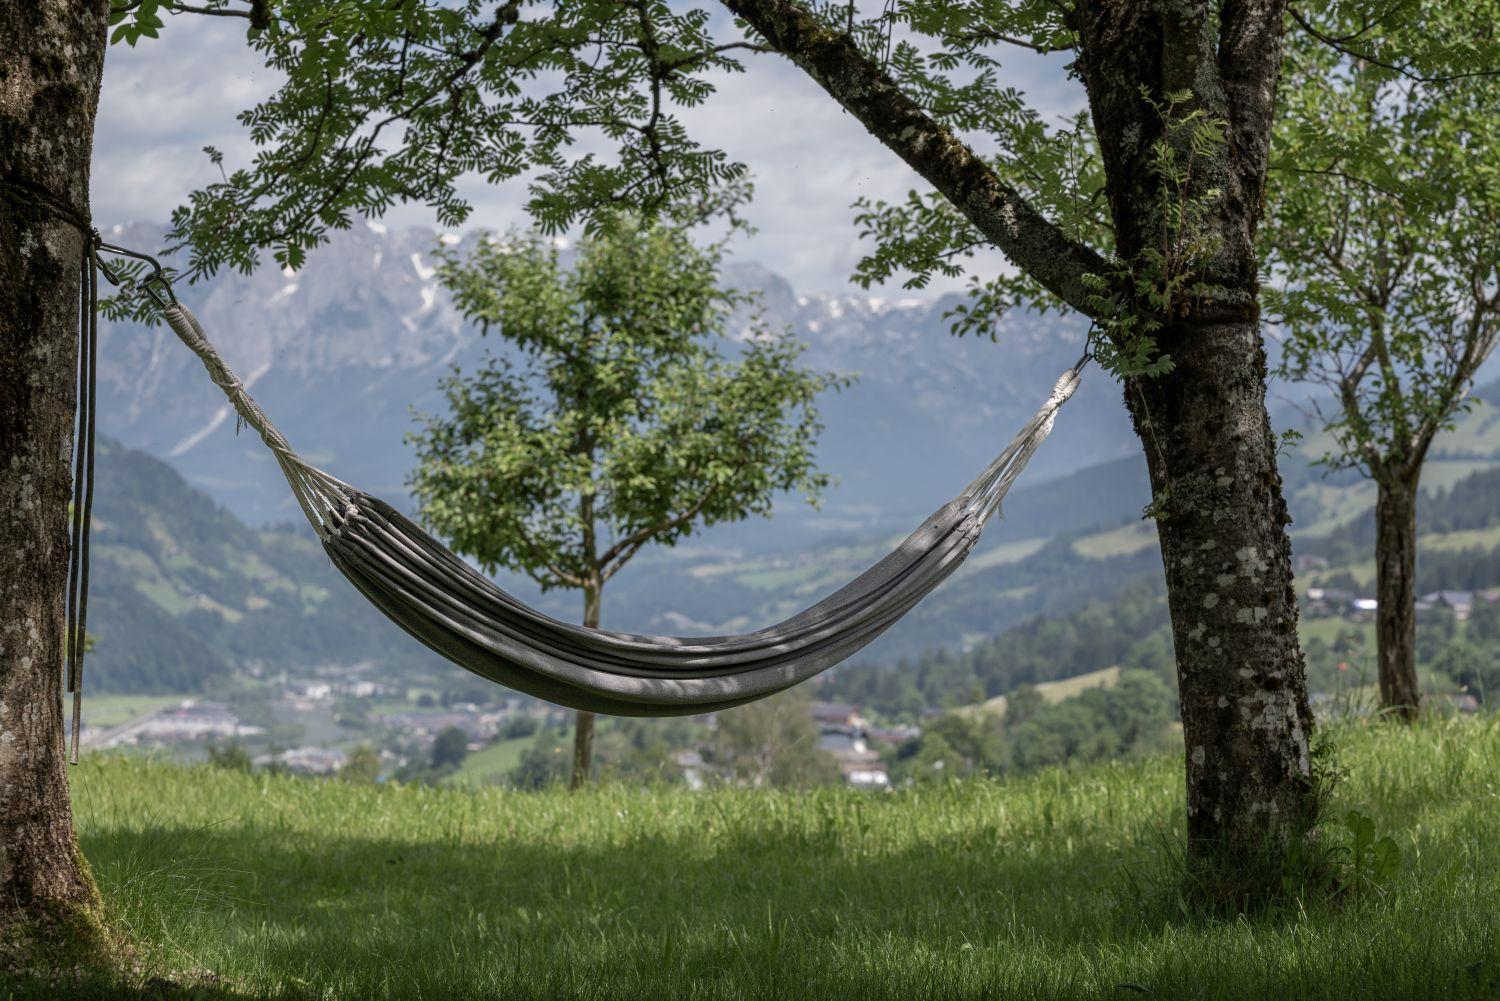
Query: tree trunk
[
  {"left": 1374, "top": 476, "right": 1421, "bottom": 720},
  {"left": 1127, "top": 319, "right": 1316, "bottom": 885},
  {"left": 0, "top": 0, "right": 109, "bottom": 946},
  {"left": 569, "top": 582, "right": 602, "bottom": 789}
]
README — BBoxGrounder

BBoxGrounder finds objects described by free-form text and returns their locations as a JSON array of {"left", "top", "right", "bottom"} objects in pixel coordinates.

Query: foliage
[
  {"left": 706, "top": 688, "right": 840, "bottom": 789},
  {"left": 407, "top": 217, "right": 841, "bottom": 593},
  {"left": 69, "top": 718, "right": 1500, "bottom": 998},
  {"left": 1336, "top": 809, "right": 1403, "bottom": 901},
  {"left": 889, "top": 669, "right": 1178, "bottom": 781},
  {"left": 429, "top": 726, "right": 470, "bottom": 770},
  {"left": 822, "top": 577, "right": 1173, "bottom": 715},
  {"left": 205, "top": 740, "right": 254, "bottom": 773},
  {"left": 589, "top": 717, "right": 698, "bottom": 784},
  {"left": 1081, "top": 90, "right": 1231, "bottom": 378},
  {"left": 109, "top": 0, "right": 1197, "bottom": 372},
  {"left": 1264, "top": 2, "right": 1500, "bottom": 483},
  {"left": 341, "top": 744, "right": 382, "bottom": 783},
  {"left": 509, "top": 725, "right": 571, "bottom": 790},
  {"left": 110, "top": 0, "right": 775, "bottom": 277}
]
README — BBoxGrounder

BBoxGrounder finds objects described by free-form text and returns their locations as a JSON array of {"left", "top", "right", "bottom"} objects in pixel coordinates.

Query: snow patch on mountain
[{"left": 97, "top": 221, "right": 1135, "bottom": 532}]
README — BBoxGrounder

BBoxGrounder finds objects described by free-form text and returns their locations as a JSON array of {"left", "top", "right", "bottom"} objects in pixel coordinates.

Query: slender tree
[
  {"left": 408, "top": 218, "right": 840, "bottom": 787},
  {"left": 1263, "top": 4, "right": 1500, "bottom": 720}
]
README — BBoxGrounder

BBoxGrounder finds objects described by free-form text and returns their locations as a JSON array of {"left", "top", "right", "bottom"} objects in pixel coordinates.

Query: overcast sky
[{"left": 92, "top": 12, "right": 1079, "bottom": 296}]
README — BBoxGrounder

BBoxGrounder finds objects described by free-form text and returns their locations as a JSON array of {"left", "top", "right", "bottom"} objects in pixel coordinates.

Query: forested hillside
[
  {"left": 88, "top": 371, "right": 1500, "bottom": 695},
  {"left": 822, "top": 446, "right": 1500, "bottom": 716},
  {"left": 88, "top": 438, "right": 438, "bottom": 691}
]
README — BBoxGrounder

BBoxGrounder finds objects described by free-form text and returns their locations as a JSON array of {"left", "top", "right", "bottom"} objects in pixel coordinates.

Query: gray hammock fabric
[{"left": 161, "top": 302, "right": 1083, "bottom": 716}]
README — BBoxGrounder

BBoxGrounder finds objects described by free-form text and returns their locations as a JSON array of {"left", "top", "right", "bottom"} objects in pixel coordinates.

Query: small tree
[
  {"left": 409, "top": 217, "right": 840, "bottom": 788},
  {"left": 708, "top": 688, "right": 840, "bottom": 788},
  {"left": 1264, "top": 9, "right": 1500, "bottom": 720},
  {"left": 430, "top": 726, "right": 470, "bottom": 771},
  {"left": 341, "top": 744, "right": 382, "bottom": 783}
]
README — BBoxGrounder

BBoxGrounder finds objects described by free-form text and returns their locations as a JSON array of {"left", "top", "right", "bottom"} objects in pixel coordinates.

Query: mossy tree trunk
[
  {"left": 723, "top": 0, "right": 1317, "bottom": 887},
  {"left": 1125, "top": 322, "right": 1315, "bottom": 872},
  {"left": 0, "top": 0, "right": 110, "bottom": 942},
  {"left": 1070, "top": 0, "right": 1317, "bottom": 881}
]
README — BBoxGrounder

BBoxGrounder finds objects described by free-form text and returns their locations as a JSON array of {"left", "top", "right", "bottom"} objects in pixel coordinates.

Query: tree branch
[
  {"left": 952, "top": 30, "right": 1074, "bottom": 54},
  {"left": 1288, "top": 8, "right": 1500, "bottom": 84},
  {"left": 510, "top": 519, "right": 587, "bottom": 589},
  {"left": 1218, "top": 0, "right": 1291, "bottom": 241},
  {"left": 598, "top": 479, "right": 729, "bottom": 578},
  {"left": 719, "top": 0, "right": 1109, "bottom": 317}
]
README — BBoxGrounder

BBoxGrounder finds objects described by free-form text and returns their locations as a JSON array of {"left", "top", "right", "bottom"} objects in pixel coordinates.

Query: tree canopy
[
  {"left": 1264, "top": 1, "right": 1500, "bottom": 483},
  {"left": 406, "top": 216, "right": 841, "bottom": 591}
]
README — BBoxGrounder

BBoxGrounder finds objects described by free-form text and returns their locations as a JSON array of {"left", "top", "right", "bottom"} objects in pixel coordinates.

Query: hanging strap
[{"left": 63, "top": 233, "right": 100, "bottom": 765}]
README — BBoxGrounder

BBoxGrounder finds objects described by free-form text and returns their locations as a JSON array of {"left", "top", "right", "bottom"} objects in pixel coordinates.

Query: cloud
[{"left": 92, "top": 12, "right": 1075, "bottom": 295}]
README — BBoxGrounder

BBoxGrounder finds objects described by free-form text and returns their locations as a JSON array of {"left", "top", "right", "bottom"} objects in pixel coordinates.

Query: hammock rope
[{"left": 78, "top": 241, "right": 1085, "bottom": 726}]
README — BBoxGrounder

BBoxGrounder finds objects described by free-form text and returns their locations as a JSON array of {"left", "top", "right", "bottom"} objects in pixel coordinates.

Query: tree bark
[
  {"left": 1374, "top": 476, "right": 1421, "bottom": 720},
  {"left": 0, "top": 0, "right": 109, "bottom": 943},
  {"left": 1127, "top": 320, "right": 1315, "bottom": 875},
  {"left": 1065, "top": 0, "right": 1316, "bottom": 888},
  {"left": 724, "top": 0, "right": 1315, "bottom": 882},
  {"left": 569, "top": 582, "right": 602, "bottom": 789}
]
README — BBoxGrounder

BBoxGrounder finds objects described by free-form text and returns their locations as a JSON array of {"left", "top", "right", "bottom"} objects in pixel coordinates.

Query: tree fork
[{"left": 0, "top": 0, "right": 110, "bottom": 950}]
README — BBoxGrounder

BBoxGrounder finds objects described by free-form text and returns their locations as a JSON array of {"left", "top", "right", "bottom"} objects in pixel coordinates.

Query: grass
[
  {"left": 962, "top": 536, "right": 1049, "bottom": 572},
  {"left": 968, "top": 666, "right": 1123, "bottom": 717},
  {"left": 1424, "top": 525, "right": 1500, "bottom": 553},
  {"left": 1299, "top": 617, "right": 1375, "bottom": 649},
  {"left": 81, "top": 695, "right": 189, "bottom": 729},
  {"left": 441, "top": 736, "right": 533, "bottom": 787},
  {"left": 46, "top": 717, "right": 1500, "bottom": 999},
  {"left": 1428, "top": 405, "right": 1500, "bottom": 459},
  {"left": 1071, "top": 521, "right": 1158, "bottom": 559}
]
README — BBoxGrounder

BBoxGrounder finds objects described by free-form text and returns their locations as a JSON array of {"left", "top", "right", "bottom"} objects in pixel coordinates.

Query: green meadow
[{"left": 19, "top": 716, "right": 1498, "bottom": 999}]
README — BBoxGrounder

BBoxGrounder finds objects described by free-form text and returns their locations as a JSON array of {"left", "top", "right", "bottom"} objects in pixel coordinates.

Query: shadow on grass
[
  {"left": 0, "top": 971, "right": 251, "bottom": 1000},
  {"left": 72, "top": 814, "right": 1499, "bottom": 1001}
]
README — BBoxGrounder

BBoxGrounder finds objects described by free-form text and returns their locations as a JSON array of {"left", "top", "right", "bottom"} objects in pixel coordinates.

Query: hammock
[{"left": 68, "top": 242, "right": 1083, "bottom": 742}]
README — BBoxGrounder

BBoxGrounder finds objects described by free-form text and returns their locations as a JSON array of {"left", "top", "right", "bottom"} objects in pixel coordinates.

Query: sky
[{"left": 92, "top": 9, "right": 1078, "bottom": 296}]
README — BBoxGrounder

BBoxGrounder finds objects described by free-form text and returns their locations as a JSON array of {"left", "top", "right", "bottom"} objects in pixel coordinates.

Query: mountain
[
  {"left": 96, "top": 221, "right": 1138, "bottom": 542},
  {"left": 86, "top": 221, "right": 1500, "bottom": 692},
  {"left": 84, "top": 432, "right": 1155, "bottom": 693}
]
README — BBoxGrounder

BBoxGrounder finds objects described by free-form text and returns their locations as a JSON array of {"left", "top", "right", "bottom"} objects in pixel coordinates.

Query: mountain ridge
[{"left": 97, "top": 221, "right": 1137, "bottom": 537}]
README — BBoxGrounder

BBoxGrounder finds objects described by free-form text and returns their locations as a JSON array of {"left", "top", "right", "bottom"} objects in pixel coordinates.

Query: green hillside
[
  {"left": 823, "top": 454, "right": 1500, "bottom": 715},
  {"left": 87, "top": 385, "right": 1500, "bottom": 694},
  {"left": 40, "top": 718, "right": 1500, "bottom": 999},
  {"left": 87, "top": 438, "right": 445, "bottom": 692}
]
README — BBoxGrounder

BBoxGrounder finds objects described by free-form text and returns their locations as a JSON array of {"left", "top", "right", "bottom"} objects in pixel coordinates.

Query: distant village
[
  {"left": 78, "top": 582, "right": 1499, "bottom": 787},
  {"left": 1302, "top": 583, "right": 1500, "bottom": 622},
  {"left": 79, "top": 659, "right": 916, "bottom": 789}
]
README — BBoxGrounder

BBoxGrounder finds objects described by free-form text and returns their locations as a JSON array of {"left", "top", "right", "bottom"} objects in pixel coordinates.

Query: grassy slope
[
  {"left": 441, "top": 736, "right": 533, "bottom": 787},
  {"left": 56, "top": 718, "right": 1500, "bottom": 1000},
  {"left": 968, "top": 666, "right": 1124, "bottom": 717}
]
